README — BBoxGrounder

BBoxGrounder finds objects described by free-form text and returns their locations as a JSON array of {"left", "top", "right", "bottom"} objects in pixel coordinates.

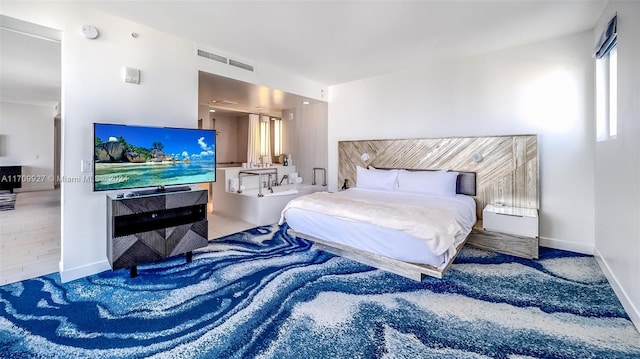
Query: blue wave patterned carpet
[{"left": 1, "top": 223, "right": 639, "bottom": 358}]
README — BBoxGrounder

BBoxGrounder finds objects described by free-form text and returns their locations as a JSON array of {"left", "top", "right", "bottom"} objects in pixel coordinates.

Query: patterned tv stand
[{"left": 106, "top": 189, "right": 209, "bottom": 277}]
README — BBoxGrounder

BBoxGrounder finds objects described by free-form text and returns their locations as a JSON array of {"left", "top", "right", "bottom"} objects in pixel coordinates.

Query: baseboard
[
  {"left": 17, "top": 183, "right": 55, "bottom": 192},
  {"left": 593, "top": 247, "right": 640, "bottom": 333},
  {"left": 539, "top": 236, "right": 594, "bottom": 255},
  {"left": 15, "top": 186, "right": 56, "bottom": 193},
  {"left": 59, "top": 259, "right": 111, "bottom": 283}
]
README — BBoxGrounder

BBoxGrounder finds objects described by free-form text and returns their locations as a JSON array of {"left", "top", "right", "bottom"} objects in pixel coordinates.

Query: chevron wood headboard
[{"left": 338, "top": 135, "right": 539, "bottom": 219}]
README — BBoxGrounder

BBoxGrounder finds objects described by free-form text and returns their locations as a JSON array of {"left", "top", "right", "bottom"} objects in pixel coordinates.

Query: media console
[
  {"left": 0, "top": 166, "right": 22, "bottom": 193},
  {"left": 107, "top": 188, "right": 209, "bottom": 277}
]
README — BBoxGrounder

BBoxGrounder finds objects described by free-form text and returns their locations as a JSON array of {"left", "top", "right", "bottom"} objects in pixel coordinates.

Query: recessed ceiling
[{"left": 198, "top": 71, "right": 318, "bottom": 118}]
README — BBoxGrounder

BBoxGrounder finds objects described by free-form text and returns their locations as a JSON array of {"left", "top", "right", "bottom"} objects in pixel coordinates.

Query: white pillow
[
  {"left": 397, "top": 170, "right": 458, "bottom": 196},
  {"left": 356, "top": 166, "right": 398, "bottom": 191}
]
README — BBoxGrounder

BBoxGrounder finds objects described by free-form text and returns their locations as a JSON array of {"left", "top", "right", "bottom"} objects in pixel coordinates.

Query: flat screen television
[{"left": 93, "top": 123, "right": 216, "bottom": 192}]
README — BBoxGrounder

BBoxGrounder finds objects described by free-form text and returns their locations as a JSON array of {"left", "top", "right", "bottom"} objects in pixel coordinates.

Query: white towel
[{"left": 229, "top": 178, "right": 239, "bottom": 192}]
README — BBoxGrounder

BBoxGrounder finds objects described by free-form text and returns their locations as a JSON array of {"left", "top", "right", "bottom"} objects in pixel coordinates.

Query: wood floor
[
  {"left": 0, "top": 190, "right": 60, "bottom": 285},
  {"left": 0, "top": 190, "right": 254, "bottom": 285}
]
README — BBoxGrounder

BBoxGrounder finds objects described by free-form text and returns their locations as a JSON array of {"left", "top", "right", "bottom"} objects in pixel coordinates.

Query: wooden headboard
[{"left": 338, "top": 135, "right": 538, "bottom": 219}]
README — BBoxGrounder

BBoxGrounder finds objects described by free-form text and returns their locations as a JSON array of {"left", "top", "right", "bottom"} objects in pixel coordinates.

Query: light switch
[{"left": 81, "top": 160, "right": 92, "bottom": 173}]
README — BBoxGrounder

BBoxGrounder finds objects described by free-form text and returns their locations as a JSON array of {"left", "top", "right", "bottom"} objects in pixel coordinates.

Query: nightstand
[{"left": 467, "top": 204, "right": 539, "bottom": 259}]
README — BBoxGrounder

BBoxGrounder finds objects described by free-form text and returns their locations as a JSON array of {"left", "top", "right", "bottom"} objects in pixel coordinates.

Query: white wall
[
  {"left": 236, "top": 115, "right": 249, "bottom": 162},
  {"left": 0, "top": 101, "right": 55, "bottom": 191},
  {"left": 2, "top": 1, "right": 327, "bottom": 282},
  {"left": 283, "top": 102, "right": 329, "bottom": 184},
  {"left": 211, "top": 113, "right": 242, "bottom": 164},
  {"left": 593, "top": 1, "right": 640, "bottom": 330},
  {"left": 328, "top": 31, "right": 595, "bottom": 252}
]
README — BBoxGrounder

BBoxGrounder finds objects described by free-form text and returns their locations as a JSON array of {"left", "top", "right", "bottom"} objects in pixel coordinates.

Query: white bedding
[{"left": 280, "top": 188, "right": 477, "bottom": 267}]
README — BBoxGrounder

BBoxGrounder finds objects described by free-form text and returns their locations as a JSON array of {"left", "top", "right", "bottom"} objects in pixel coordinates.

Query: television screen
[{"left": 93, "top": 123, "right": 216, "bottom": 192}]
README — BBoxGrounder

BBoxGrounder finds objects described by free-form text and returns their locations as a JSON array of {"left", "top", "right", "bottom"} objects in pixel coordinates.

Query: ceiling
[
  {"left": 81, "top": 0, "right": 607, "bottom": 85},
  {"left": 0, "top": 16, "right": 61, "bottom": 107},
  {"left": 1, "top": 1, "right": 607, "bottom": 113}
]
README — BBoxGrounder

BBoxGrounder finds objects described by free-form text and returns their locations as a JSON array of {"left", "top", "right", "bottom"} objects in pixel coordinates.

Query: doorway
[{"left": 0, "top": 16, "right": 62, "bottom": 284}]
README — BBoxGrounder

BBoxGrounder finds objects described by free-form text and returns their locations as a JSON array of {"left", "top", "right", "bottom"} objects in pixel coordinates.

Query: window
[
  {"left": 608, "top": 47, "right": 617, "bottom": 138},
  {"left": 596, "top": 46, "right": 617, "bottom": 141},
  {"left": 595, "top": 16, "right": 617, "bottom": 141}
]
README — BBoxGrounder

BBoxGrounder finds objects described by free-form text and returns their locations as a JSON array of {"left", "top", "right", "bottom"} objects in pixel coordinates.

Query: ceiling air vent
[
  {"left": 229, "top": 59, "right": 254, "bottom": 72},
  {"left": 197, "top": 49, "right": 228, "bottom": 64}
]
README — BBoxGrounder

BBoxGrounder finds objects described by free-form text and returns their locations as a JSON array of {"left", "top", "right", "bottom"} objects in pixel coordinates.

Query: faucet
[
  {"left": 237, "top": 168, "right": 278, "bottom": 197},
  {"left": 279, "top": 174, "right": 289, "bottom": 186},
  {"left": 267, "top": 173, "right": 274, "bottom": 193},
  {"left": 312, "top": 168, "right": 327, "bottom": 186}
]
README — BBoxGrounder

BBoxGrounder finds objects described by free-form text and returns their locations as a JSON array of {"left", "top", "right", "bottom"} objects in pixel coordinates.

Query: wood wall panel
[{"left": 338, "top": 135, "right": 538, "bottom": 219}]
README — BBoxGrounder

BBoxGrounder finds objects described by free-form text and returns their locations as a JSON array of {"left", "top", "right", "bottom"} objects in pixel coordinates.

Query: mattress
[{"left": 282, "top": 188, "right": 477, "bottom": 268}]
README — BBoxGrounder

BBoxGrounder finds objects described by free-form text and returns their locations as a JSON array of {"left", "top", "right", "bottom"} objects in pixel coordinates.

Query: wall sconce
[
  {"left": 273, "top": 118, "right": 282, "bottom": 156},
  {"left": 260, "top": 117, "right": 269, "bottom": 156},
  {"left": 471, "top": 153, "right": 484, "bottom": 163}
]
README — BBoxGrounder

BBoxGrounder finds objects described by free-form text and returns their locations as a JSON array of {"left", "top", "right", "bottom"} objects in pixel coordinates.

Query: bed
[{"left": 280, "top": 167, "right": 477, "bottom": 280}]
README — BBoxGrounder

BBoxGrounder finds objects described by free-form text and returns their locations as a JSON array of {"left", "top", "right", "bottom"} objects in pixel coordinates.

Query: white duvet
[{"left": 280, "top": 188, "right": 476, "bottom": 256}]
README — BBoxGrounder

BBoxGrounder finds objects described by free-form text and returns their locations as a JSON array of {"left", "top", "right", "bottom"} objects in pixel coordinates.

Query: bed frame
[
  {"left": 289, "top": 135, "right": 539, "bottom": 280},
  {"left": 289, "top": 230, "right": 467, "bottom": 280}
]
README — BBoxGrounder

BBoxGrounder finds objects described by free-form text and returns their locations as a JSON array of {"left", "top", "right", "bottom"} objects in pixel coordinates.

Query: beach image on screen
[{"left": 94, "top": 124, "right": 216, "bottom": 191}]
